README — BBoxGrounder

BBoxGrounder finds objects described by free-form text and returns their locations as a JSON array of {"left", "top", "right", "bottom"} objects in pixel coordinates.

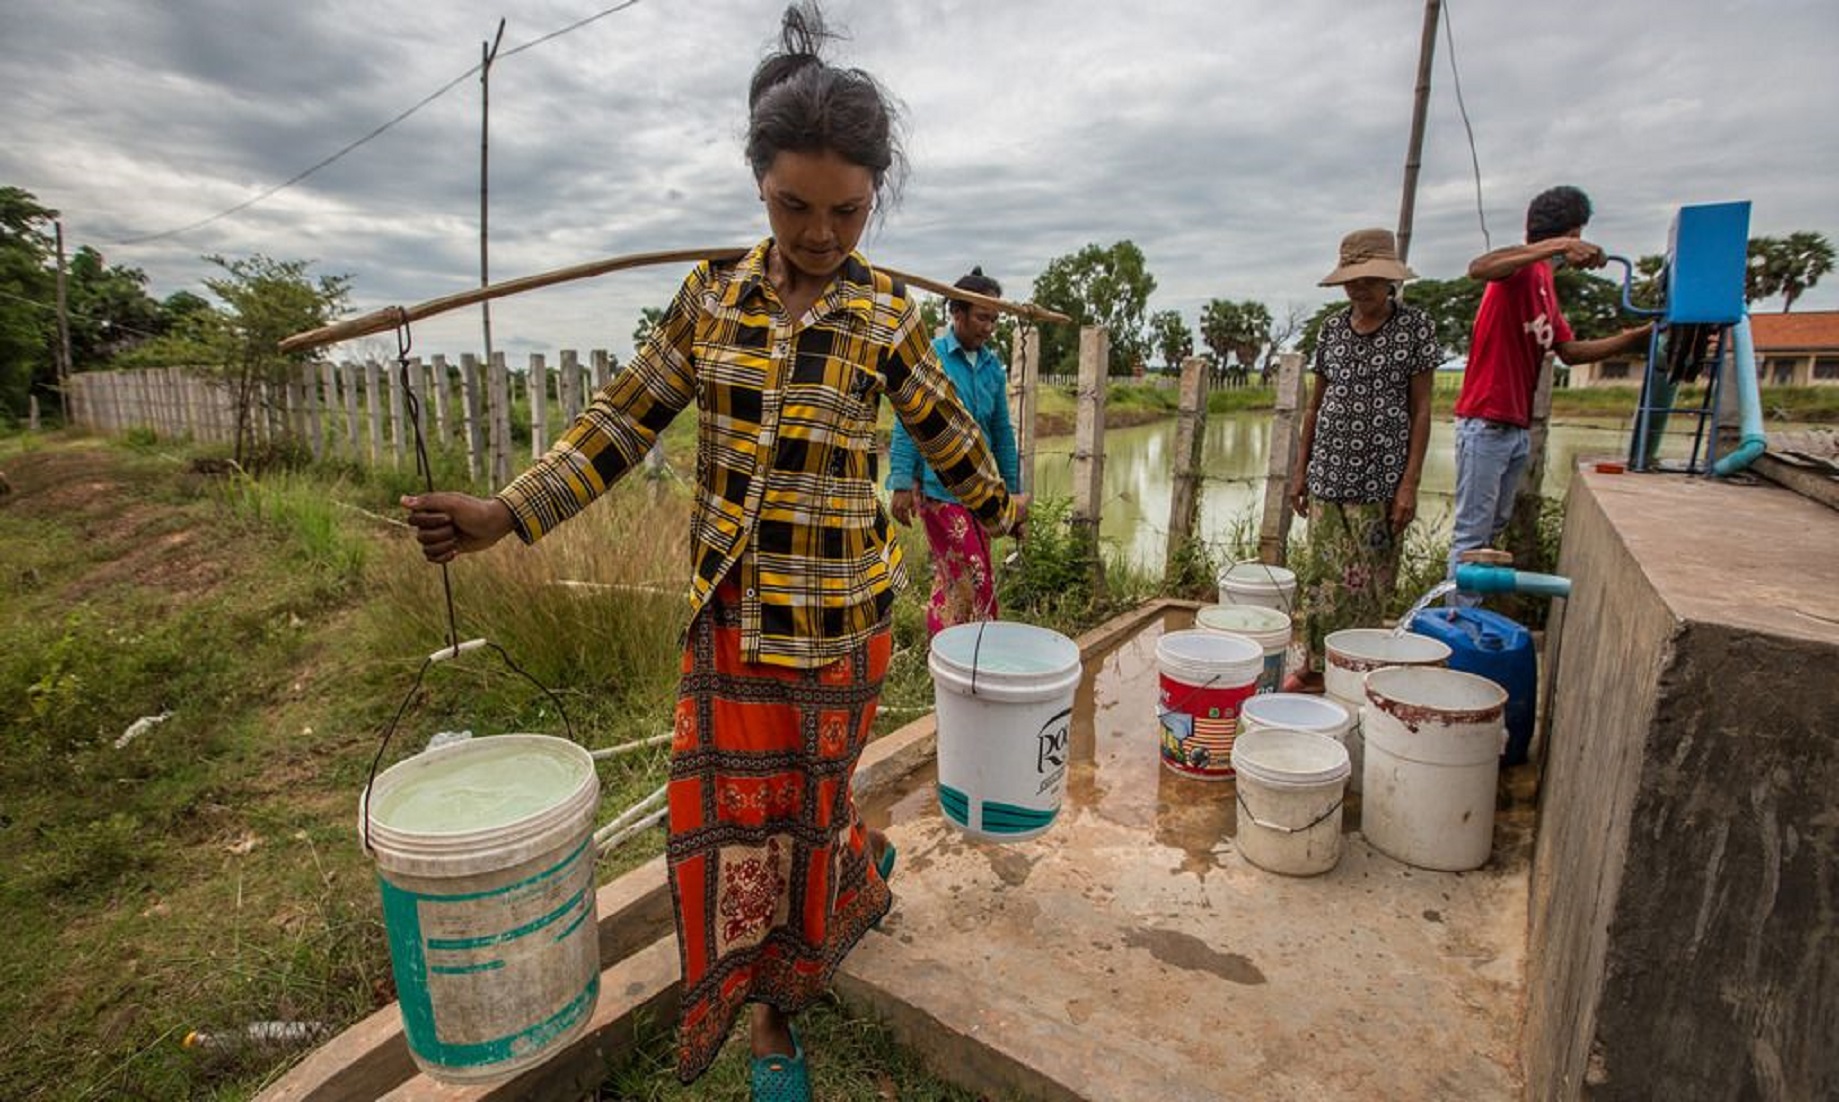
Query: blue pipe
[
  {"left": 1712, "top": 315, "right": 1766, "bottom": 477},
  {"left": 1454, "top": 563, "right": 1573, "bottom": 599}
]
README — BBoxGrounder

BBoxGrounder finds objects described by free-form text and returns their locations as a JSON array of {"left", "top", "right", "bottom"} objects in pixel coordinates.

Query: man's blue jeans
[{"left": 1448, "top": 417, "right": 1530, "bottom": 606}]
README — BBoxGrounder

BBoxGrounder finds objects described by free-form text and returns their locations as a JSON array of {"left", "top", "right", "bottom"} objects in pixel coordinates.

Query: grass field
[{"left": 0, "top": 428, "right": 1168, "bottom": 1100}]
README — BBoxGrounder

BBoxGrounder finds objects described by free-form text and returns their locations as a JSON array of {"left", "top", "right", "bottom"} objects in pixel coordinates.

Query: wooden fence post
[
  {"left": 559, "top": 350, "right": 581, "bottom": 424},
  {"left": 429, "top": 355, "right": 451, "bottom": 445},
  {"left": 529, "top": 353, "right": 549, "bottom": 459},
  {"left": 302, "top": 363, "right": 323, "bottom": 461},
  {"left": 488, "top": 351, "right": 511, "bottom": 487},
  {"left": 1072, "top": 326, "right": 1109, "bottom": 593},
  {"left": 459, "top": 353, "right": 484, "bottom": 483},
  {"left": 362, "top": 360, "right": 384, "bottom": 465},
  {"left": 387, "top": 357, "right": 407, "bottom": 468},
  {"left": 591, "top": 349, "right": 612, "bottom": 392},
  {"left": 1164, "top": 354, "right": 1211, "bottom": 580},
  {"left": 318, "top": 361, "right": 338, "bottom": 459},
  {"left": 1256, "top": 351, "right": 1306, "bottom": 565},
  {"left": 1008, "top": 325, "right": 1041, "bottom": 494}
]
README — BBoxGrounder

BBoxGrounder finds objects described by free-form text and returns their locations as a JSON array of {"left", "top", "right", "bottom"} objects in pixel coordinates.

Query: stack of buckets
[{"left": 1323, "top": 629, "right": 1451, "bottom": 794}]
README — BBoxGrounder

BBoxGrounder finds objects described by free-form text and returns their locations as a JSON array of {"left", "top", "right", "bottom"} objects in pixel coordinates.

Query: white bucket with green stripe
[
  {"left": 363, "top": 734, "right": 601, "bottom": 1084},
  {"left": 930, "top": 622, "right": 1082, "bottom": 843}
]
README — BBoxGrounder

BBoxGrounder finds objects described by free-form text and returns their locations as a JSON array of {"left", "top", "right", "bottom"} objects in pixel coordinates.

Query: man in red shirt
[{"left": 1448, "top": 186, "right": 1651, "bottom": 600}]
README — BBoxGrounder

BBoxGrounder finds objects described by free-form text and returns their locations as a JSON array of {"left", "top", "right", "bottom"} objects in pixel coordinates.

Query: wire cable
[
  {"left": 1442, "top": 0, "right": 1491, "bottom": 252},
  {"left": 109, "top": 0, "right": 647, "bottom": 247}
]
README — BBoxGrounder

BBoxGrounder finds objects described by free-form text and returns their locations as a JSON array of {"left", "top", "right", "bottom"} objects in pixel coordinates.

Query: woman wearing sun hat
[{"left": 1284, "top": 227, "right": 1440, "bottom": 692}]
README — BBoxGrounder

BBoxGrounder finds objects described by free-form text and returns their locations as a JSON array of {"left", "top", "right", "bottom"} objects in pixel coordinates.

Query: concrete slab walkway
[{"left": 847, "top": 604, "right": 1533, "bottom": 1101}]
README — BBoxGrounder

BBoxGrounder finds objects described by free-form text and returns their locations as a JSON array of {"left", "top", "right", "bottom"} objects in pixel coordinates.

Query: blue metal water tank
[{"left": 1407, "top": 607, "right": 1537, "bottom": 766}]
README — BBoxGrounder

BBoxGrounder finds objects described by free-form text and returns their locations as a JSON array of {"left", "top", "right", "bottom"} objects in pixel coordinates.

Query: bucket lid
[
  {"left": 1231, "top": 728, "right": 1351, "bottom": 787},
  {"left": 1217, "top": 562, "right": 1297, "bottom": 588},
  {"left": 1240, "top": 692, "right": 1352, "bottom": 734},
  {"left": 1195, "top": 604, "right": 1291, "bottom": 639}
]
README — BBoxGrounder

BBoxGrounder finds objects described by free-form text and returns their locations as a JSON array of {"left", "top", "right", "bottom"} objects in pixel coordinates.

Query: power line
[
  {"left": 0, "top": 287, "right": 165, "bottom": 343},
  {"left": 1442, "top": 0, "right": 1491, "bottom": 252},
  {"left": 109, "top": 0, "right": 647, "bottom": 247}
]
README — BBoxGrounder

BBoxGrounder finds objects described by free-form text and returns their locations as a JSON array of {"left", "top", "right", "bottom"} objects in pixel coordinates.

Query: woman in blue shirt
[{"left": 887, "top": 267, "right": 1022, "bottom": 635}]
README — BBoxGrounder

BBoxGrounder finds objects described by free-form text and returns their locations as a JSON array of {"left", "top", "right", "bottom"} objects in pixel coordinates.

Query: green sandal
[
  {"left": 875, "top": 840, "right": 897, "bottom": 882},
  {"left": 750, "top": 1025, "right": 810, "bottom": 1102}
]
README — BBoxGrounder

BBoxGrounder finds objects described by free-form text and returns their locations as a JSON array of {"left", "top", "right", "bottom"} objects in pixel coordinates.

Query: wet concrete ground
[{"left": 848, "top": 605, "right": 1535, "bottom": 1101}]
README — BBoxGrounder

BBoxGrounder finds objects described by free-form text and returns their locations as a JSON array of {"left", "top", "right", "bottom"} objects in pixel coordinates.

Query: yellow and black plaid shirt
[{"left": 497, "top": 239, "right": 1016, "bottom": 668}]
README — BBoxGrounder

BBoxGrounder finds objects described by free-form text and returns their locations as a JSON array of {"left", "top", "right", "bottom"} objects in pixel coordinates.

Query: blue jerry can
[{"left": 1407, "top": 607, "right": 1537, "bottom": 766}]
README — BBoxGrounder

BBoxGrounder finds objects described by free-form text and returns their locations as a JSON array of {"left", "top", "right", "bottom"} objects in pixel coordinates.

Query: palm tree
[
  {"left": 1774, "top": 232, "right": 1835, "bottom": 313},
  {"left": 1747, "top": 233, "right": 1835, "bottom": 312}
]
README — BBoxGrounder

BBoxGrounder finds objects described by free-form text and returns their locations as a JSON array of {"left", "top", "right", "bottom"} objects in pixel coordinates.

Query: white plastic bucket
[
  {"left": 363, "top": 734, "right": 601, "bottom": 1084},
  {"left": 1360, "top": 667, "right": 1509, "bottom": 872},
  {"left": 1323, "top": 629, "right": 1451, "bottom": 795},
  {"left": 1195, "top": 604, "right": 1291, "bottom": 694},
  {"left": 1230, "top": 728, "right": 1352, "bottom": 876},
  {"left": 1216, "top": 562, "right": 1297, "bottom": 612},
  {"left": 1155, "top": 629, "right": 1264, "bottom": 780},
  {"left": 930, "top": 621, "right": 1082, "bottom": 842},
  {"left": 1239, "top": 693, "right": 1354, "bottom": 747}
]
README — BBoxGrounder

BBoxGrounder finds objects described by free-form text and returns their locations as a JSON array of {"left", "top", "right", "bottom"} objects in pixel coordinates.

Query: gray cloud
[{"left": 3, "top": 0, "right": 1834, "bottom": 365}]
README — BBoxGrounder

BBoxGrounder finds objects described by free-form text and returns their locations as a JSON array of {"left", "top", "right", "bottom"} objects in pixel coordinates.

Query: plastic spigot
[{"left": 1453, "top": 563, "right": 1572, "bottom": 599}]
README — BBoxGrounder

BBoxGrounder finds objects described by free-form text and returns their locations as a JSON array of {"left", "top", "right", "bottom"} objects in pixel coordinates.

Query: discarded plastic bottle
[{"left": 183, "top": 1020, "right": 330, "bottom": 1052}]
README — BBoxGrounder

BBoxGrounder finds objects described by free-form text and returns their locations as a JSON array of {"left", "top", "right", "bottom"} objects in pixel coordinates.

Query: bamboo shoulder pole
[{"left": 278, "top": 247, "right": 1072, "bottom": 353}]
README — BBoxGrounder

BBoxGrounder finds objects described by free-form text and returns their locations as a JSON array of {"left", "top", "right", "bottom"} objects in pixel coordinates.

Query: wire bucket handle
[
  {"left": 359, "top": 636, "right": 578, "bottom": 854},
  {"left": 1224, "top": 556, "right": 1295, "bottom": 615}
]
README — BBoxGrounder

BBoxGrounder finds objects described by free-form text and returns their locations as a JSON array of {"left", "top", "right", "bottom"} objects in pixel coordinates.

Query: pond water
[{"left": 1027, "top": 412, "right": 1641, "bottom": 570}]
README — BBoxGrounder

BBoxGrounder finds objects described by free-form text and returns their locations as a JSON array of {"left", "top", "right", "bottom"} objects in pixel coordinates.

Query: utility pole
[
  {"left": 1396, "top": 0, "right": 1441, "bottom": 264},
  {"left": 479, "top": 19, "right": 506, "bottom": 382},
  {"left": 54, "top": 220, "right": 73, "bottom": 386}
]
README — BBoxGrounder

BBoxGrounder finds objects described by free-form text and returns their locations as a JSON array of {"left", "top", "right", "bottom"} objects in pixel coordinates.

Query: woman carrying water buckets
[
  {"left": 1286, "top": 228, "right": 1440, "bottom": 693},
  {"left": 403, "top": 6, "right": 1026, "bottom": 1097}
]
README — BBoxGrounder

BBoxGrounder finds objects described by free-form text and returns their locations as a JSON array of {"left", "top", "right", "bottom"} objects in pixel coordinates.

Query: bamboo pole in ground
[
  {"left": 429, "top": 355, "right": 450, "bottom": 444},
  {"left": 1257, "top": 351, "right": 1306, "bottom": 566},
  {"left": 1008, "top": 325, "right": 1041, "bottom": 495},
  {"left": 529, "top": 352, "right": 549, "bottom": 459},
  {"left": 302, "top": 363, "right": 323, "bottom": 461},
  {"left": 459, "top": 354, "right": 484, "bottom": 483},
  {"left": 341, "top": 362, "right": 362, "bottom": 460},
  {"left": 1165, "top": 354, "right": 1211, "bottom": 579},
  {"left": 559, "top": 350, "right": 582, "bottom": 424},
  {"left": 488, "top": 351, "right": 511, "bottom": 487},
  {"left": 1072, "top": 326, "right": 1109, "bottom": 595},
  {"left": 276, "top": 247, "right": 1072, "bottom": 354},
  {"left": 363, "top": 360, "right": 384, "bottom": 465},
  {"left": 387, "top": 358, "right": 407, "bottom": 468}
]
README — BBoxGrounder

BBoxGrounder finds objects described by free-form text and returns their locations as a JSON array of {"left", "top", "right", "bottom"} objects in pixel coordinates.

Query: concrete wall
[{"left": 1525, "top": 470, "right": 1839, "bottom": 1101}]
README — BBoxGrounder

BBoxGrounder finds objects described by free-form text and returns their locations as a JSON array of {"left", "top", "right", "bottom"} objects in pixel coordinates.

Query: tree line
[{"left": 5, "top": 176, "right": 1833, "bottom": 430}]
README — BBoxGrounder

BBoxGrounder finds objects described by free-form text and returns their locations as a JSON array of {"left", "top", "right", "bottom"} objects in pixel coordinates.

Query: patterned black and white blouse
[{"left": 1306, "top": 302, "right": 1440, "bottom": 502}]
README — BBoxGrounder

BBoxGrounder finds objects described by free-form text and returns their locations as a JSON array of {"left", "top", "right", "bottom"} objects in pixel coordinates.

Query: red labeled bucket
[{"left": 1155, "top": 629, "right": 1264, "bottom": 779}]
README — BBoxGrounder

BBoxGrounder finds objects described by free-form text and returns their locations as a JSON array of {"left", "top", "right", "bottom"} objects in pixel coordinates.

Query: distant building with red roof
[{"left": 1568, "top": 309, "right": 1839, "bottom": 388}]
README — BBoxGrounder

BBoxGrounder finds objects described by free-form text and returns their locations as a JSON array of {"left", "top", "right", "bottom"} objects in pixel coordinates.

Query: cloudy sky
[{"left": 5, "top": 0, "right": 1835, "bottom": 363}]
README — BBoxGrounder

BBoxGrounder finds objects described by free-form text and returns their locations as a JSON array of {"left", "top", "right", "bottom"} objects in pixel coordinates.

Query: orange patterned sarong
[{"left": 666, "top": 580, "right": 892, "bottom": 1083}]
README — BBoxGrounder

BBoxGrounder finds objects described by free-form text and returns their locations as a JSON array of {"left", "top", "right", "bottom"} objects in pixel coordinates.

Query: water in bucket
[
  {"left": 929, "top": 621, "right": 1082, "bottom": 842},
  {"left": 364, "top": 734, "right": 601, "bottom": 1084}
]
